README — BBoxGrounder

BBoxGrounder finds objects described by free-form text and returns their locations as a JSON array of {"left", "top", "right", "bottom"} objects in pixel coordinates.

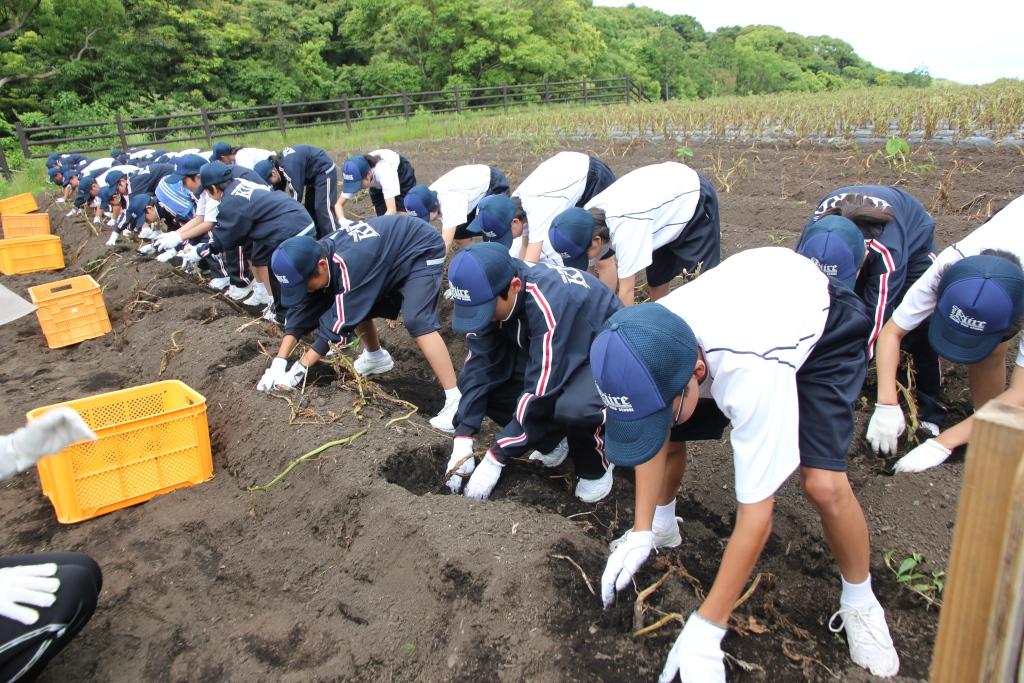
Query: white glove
[
  {"left": 893, "top": 438, "right": 952, "bottom": 474},
  {"left": 105, "top": 218, "right": 115, "bottom": 227},
  {"left": 463, "top": 451, "right": 503, "bottom": 500},
  {"left": 121, "top": 228, "right": 133, "bottom": 237},
  {"left": 337, "top": 217, "right": 353, "bottom": 229},
  {"left": 138, "top": 243, "right": 156, "bottom": 256},
  {"left": 866, "top": 403, "right": 905, "bottom": 456},
  {"left": 601, "top": 530, "right": 653, "bottom": 608},
  {"left": 181, "top": 246, "right": 202, "bottom": 264},
  {"left": 93, "top": 215, "right": 101, "bottom": 224},
  {"left": 658, "top": 612, "right": 727, "bottom": 683},
  {"left": 155, "top": 249, "right": 178, "bottom": 263},
  {"left": 0, "top": 408, "right": 96, "bottom": 481},
  {"left": 155, "top": 232, "right": 183, "bottom": 251},
  {"left": 280, "top": 361, "right": 308, "bottom": 390},
  {"left": 55, "top": 197, "right": 65, "bottom": 204},
  {"left": 0, "top": 564, "right": 61, "bottom": 625},
  {"left": 446, "top": 437, "right": 476, "bottom": 493},
  {"left": 256, "top": 358, "right": 288, "bottom": 392}
]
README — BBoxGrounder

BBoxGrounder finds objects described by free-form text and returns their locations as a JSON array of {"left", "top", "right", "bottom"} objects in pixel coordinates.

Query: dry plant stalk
[
  {"left": 895, "top": 350, "right": 920, "bottom": 443},
  {"left": 550, "top": 554, "right": 595, "bottom": 596},
  {"left": 247, "top": 430, "right": 367, "bottom": 492},
  {"left": 158, "top": 328, "right": 185, "bottom": 376}
]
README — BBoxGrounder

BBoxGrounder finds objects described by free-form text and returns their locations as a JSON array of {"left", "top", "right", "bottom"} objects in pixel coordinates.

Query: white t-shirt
[
  {"left": 429, "top": 164, "right": 491, "bottom": 230},
  {"left": 81, "top": 158, "right": 114, "bottom": 176},
  {"left": 585, "top": 162, "right": 702, "bottom": 279},
  {"left": 196, "top": 190, "right": 219, "bottom": 223},
  {"left": 514, "top": 151, "right": 591, "bottom": 264},
  {"left": 234, "top": 148, "right": 275, "bottom": 170},
  {"left": 659, "top": 247, "right": 831, "bottom": 504},
  {"left": 128, "top": 148, "right": 156, "bottom": 161},
  {"left": 891, "top": 194, "right": 1024, "bottom": 365}
]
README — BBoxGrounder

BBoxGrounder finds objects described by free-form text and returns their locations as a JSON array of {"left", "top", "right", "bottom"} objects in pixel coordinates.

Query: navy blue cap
[
  {"left": 199, "top": 161, "right": 232, "bottom": 188},
  {"left": 447, "top": 242, "right": 518, "bottom": 333},
  {"left": 105, "top": 169, "right": 126, "bottom": 187},
  {"left": 212, "top": 142, "right": 233, "bottom": 159},
  {"left": 126, "top": 193, "right": 155, "bottom": 229},
  {"left": 549, "top": 207, "right": 595, "bottom": 270},
  {"left": 929, "top": 254, "right": 1024, "bottom": 364},
  {"left": 97, "top": 185, "right": 116, "bottom": 206},
  {"left": 796, "top": 215, "right": 866, "bottom": 289},
  {"left": 466, "top": 194, "right": 515, "bottom": 248},
  {"left": 404, "top": 184, "right": 438, "bottom": 220},
  {"left": 271, "top": 236, "right": 324, "bottom": 307},
  {"left": 175, "top": 153, "right": 207, "bottom": 177},
  {"left": 591, "top": 304, "right": 698, "bottom": 466},
  {"left": 342, "top": 156, "right": 370, "bottom": 194},
  {"left": 253, "top": 159, "right": 274, "bottom": 183},
  {"left": 47, "top": 167, "right": 63, "bottom": 184}
]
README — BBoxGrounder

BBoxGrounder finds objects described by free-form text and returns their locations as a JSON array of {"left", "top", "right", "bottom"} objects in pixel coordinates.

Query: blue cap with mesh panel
[
  {"left": 97, "top": 185, "right": 116, "bottom": 206},
  {"left": 126, "top": 193, "right": 155, "bottom": 229},
  {"left": 796, "top": 215, "right": 865, "bottom": 289},
  {"left": 929, "top": 254, "right": 1024, "bottom": 364},
  {"left": 549, "top": 207, "right": 595, "bottom": 271},
  {"left": 104, "top": 170, "right": 125, "bottom": 187},
  {"left": 212, "top": 142, "right": 233, "bottom": 160},
  {"left": 466, "top": 194, "right": 515, "bottom": 248},
  {"left": 342, "top": 156, "right": 370, "bottom": 194},
  {"left": 404, "top": 184, "right": 438, "bottom": 220},
  {"left": 253, "top": 159, "right": 274, "bottom": 183},
  {"left": 447, "top": 242, "right": 518, "bottom": 333},
  {"left": 591, "top": 304, "right": 698, "bottom": 466},
  {"left": 175, "top": 154, "right": 207, "bottom": 177},
  {"left": 271, "top": 236, "right": 324, "bottom": 307}
]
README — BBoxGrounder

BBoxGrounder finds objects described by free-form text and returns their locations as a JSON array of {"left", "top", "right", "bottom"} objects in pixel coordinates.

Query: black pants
[
  {"left": 579, "top": 156, "right": 616, "bottom": 206},
  {"left": 0, "top": 553, "right": 101, "bottom": 683},
  {"left": 369, "top": 157, "right": 417, "bottom": 216},
  {"left": 209, "top": 242, "right": 254, "bottom": 288},
  {"left": 484, "top": 364, "right": 609, "bottom": 480},
  {"left": 646, "top": 173, "right": 722, "bottom": 288}
]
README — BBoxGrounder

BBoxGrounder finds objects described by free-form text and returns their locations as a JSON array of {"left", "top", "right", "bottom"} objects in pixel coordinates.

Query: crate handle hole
[{"left": 50, "top": 284, "right": 73, "bottom": 293}]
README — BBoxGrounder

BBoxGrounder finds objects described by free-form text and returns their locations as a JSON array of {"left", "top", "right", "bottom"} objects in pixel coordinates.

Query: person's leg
[
  {"left": 968, "top": 339, "right": 1012, "bottom": 409},
  {"left": 400, "top": 253, "right": 455, "bottom": 391},
  {"left": 901, "top": 321, "right": 946, "bottom": 429},
  {"left": 0, "top": 552, "right": 101, "bottom": 682},
  {"left": 551, "top": 364, "right": 608, "bottom": 481},
  {"left": 368, "top": 188, "right": 386, "bottom": 217},
  {"left": 313, "top": 171, "right": 338, "bottom": 238},
  {"left": 355, "top": 320, "right": 381, "bottom": 352},
  {"left": 800, "top": 468, "right": 870, "bottom": 581},
  {"left": 414, "top": 332, "right": 457, "bottom": 390}
]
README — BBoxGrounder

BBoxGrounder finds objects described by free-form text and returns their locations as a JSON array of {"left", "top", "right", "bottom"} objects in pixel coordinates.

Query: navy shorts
[
  {"left": 366, "top": 247, "right": 446, "bottom": 337},
  {"left": 455, "top": 166, "right": 512, "bottom": 240},
  {"left": 579, "top": 156, "right": 616, "bottom": 206},
  {"left": 369, "top": 157, "right": 417, "bottom": 216},
  {"left": 646, "top": 173, "right": 722, "bottom": 288},
  {"left": 672, "top": 283, "right": 871, "bottom": 472}
]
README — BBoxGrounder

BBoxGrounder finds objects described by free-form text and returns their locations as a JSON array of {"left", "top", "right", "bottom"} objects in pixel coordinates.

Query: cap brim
[
  {"left": 342, "top": 179, "right": 363, "bottom": 194},
  {"left": 466, "top": 214, "right": 485, "bottom": 234},
  {"left": 279, "top": 283, "right": 308, "bottom": 308},
  {"left": 452, "top": 299, "right": 497, "bottom": 334},
  {"left": 928, "top": 316, "right": 1002, "bottom": 365},
  {"left": 561, "top": 252, "right": 589, "bottom": 271},
  {"left": 603, "top": 407, "right": 672, "bottom": 467}
]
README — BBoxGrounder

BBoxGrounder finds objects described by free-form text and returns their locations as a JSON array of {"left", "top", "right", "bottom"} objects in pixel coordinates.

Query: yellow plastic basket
[
  {"left": 27, "top": 381, "right": 213, "bottom": 524},
  {"left": 1, "top": 213, "right": 51, "bottom": 238},
  {"left": 28, "top": 275, "right": 111, "bottom": 348},
  {"left": 0, "top": 235, "right": 64, "bottom": 275},
  {"left": 0, "top": 193, "right": 38, "bottom": 215}
]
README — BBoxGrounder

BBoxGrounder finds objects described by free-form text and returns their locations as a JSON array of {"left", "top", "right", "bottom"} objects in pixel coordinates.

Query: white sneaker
[
  {"left": 138, "top": 243, "right": 156, "bottom": 256},
  {"left": 262, "top": 304, "right": 280, "bottom": 323},
  {"left": 65, "top": 208, "right": 79, "bottom": 217},
  {"left": 575, "top": 465, "right": 614, "bottom": 503},
  {"left": 353, "top": 349, "right": 395, "bottom": 376},
  {"left": 155, "top": 249, "right": 179, "bottom": 263},
  {"left": 609, "top": 517, "right": 683, "bottom": 553},
  {"left": 226, "top": 283, "right": 254, "bottom": 301},
  {"left": 243, "top": 284, "right": 273, "bottom": 307},
  {"left": 105, "top": 232, "right": 118, "bottom": 247},
  {"left": 428, "top": 395, "right": 460, "bottom": 433},
  {"left": 106, "top": 218, "right": 116, "bottom": 227},
  {"left": 208, "top": 277, "right": 230, "bottom": 290},
  {"left": 829, "top": 603, "right": 900, "bottom": 677},
  {"left": 528, "top": 438, "right": 568, "bottom": 467}
]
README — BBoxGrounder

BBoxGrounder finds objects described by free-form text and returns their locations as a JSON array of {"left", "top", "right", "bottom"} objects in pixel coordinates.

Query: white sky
[{"left": 592, "top": 1, "right": 1024, "bottom": 85}]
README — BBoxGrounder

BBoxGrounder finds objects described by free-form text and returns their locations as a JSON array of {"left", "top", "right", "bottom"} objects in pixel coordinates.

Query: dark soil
[{"left": 2, "top": 137, "right": 1020, "bottom": 682}]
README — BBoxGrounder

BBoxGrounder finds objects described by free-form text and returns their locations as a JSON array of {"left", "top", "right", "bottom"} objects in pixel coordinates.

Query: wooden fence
[{"left": 10, "top": 77, "right": 642, "bottom": 164}]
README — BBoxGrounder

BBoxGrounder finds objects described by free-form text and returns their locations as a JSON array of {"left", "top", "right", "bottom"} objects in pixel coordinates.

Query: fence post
[
  {"left": 582, "top": 81, "right": 589, "bottom": 105},
  {"left": 114, "top": 112, "right": 129, "bottom": 151},
  {"left": 14, "top": 122, "right": 31, "bottom": 158},
  {"left": 625, "top": 76, "right": 632, "bottom": 105},
  {"left": 275, "top": 104, "right": 287, "bottom": 136},
  {"left": 502, "top": 85, "right": 509, "bottom": 113},
  {"left": 543, "top": 81, "right": 550, "bottom": 104},
  {"left": 198, "top": 107, "right": 213, "bottom": 146},
  {"left": 931, "top": 400, "right": 1024, "bottom": 682},
  {"left": 342, "top": 95, "right": 352, "bottom": 129},
  {"left": 0, "top": 145, "right": 10, "bottom": 180},
  {"left": 402, "top": 91, "right": 410, "bottom": 118},
  {"left": 454, "top": 87, "right": 462, "bottom": 112}
]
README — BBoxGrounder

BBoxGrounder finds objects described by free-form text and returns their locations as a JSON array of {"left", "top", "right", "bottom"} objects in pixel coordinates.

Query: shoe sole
[{"left": 354, "top": 360, "right": 395, "bottom": 376}]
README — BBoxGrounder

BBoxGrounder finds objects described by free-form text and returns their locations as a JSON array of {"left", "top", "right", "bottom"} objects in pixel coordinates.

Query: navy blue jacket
[
  {"left": 801, "top": 185, "right": 937, "bottom": 355},
  {"left": 455, "top": 262, "right": 622, "bottom": 462},
  {"left": 73, "top": 175, "right": 98, "bottom": 208},
  {"left": 230, "top": 164, "right": 268, "bottom": 186},
  {"left": 283, "top": 215, "right": 444, "bottom": 355},
  {"left": 212, "top": 178, "right": 313, "bottom": 253},
  {"left": 128, "top": 163, "right": 176, "bottom": 197},
  {"left": 278, "top": 145, "right": 335, "bottom": 201}
]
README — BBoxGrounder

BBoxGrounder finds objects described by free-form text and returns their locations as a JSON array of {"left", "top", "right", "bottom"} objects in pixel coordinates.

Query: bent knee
[{"left": 800, "top": 469, "right": 852, "bottom": 510}]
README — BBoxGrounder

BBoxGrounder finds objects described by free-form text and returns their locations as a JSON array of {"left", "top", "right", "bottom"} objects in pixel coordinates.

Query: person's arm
[
  {"left": 632, "top": 439, "right": 670, "bottom": 532},
  {"left": 441, "top": 226, "right": 457, "bottom": 251},
  {"left": 594, "top": 255, "right": 618, "bottom": 293},
  {"left": 697, "top": 498, "right": 774, "bottom": 624},
  {"left": 179, "top": 219, "right": 214, "bottom": 241},
  {"left": 0, "top": 409, "right": 96, "bottom": 481},
  {"left": 454, "top": 327, "right": 509, "bottom": 438},
  {"left": 334, "top": 195, "right": 349, "bottom": 222},
  {"left": 276, "top": 334, "right": 300, "bottom": 360},
  {"left": 933, "top": 359, "right": 1024, "bottom": 450},
  {"left": 617, "top": 273, "right": 637, "bottom": 306},
  {"left": 874, "top": 319, "right": 909, "bottom": 406},
  {"left": 522, "top": 240, "right": 542, "bottom": 264}
]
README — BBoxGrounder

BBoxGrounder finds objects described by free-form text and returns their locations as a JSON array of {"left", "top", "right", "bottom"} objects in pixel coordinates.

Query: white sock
[
  {"left": 840, "top": 574, "right": 879, "bottom": 608},
  {"left": 653, "top": 500, "right": 677, "bottom": 532},
  {"left": 444, "top": 387, "right": 461, "bottom": 403},
  {"left": 363, "top": 348, "right": 386, "bottom": 360},
  {"left": 253, "top": 282, "right": 267, "bottom": 295}
]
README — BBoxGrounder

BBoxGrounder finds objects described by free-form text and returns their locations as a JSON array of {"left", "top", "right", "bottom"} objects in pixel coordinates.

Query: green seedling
[
  {"left": 883, "top": 550, "right": 944, "bottom": 609},
  {"left": 676, "top": 146, "right": 694, "bottom": 159}
]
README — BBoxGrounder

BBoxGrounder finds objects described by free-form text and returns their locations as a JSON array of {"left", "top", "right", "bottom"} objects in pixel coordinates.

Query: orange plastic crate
[
  {"left": 2, "top": 213, "right": 51, "bottom": 238},
  {"left": 0, "top": 193, "right": 38, "bottom": 215},
  {"left": 0, "top": 234, "right": 64, "bottom": 275},
  {"left": 28, "top": 275, "right": 111, "bottom": 348},
  {"left": 27, "top": 381, "right": 213, "bottom": 524}
]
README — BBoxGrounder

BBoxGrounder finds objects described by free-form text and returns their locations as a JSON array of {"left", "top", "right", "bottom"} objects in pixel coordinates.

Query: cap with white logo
[{"left": 447, "top": 242, "right": 518, "bottom": 333}]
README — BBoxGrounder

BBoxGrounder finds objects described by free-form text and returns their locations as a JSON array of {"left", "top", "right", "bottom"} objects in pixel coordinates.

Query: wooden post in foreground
[{"left": 931, "top": 400, "right": 1024, "bottom": 682}]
